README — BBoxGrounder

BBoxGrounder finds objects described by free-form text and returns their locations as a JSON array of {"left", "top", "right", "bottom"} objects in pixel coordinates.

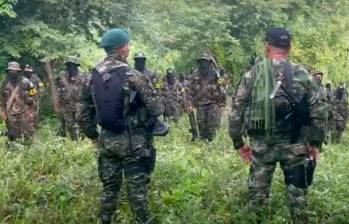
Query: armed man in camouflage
[
  {"left": 76, "top": 28, "right": 164, "bottom": 224},
  {"left": 0, "top": 62, "right": 38, "bottom": 142},
  {"left": 332, "top": 82, "right": 349, "bottom": 142},
  {"left": 188, "top": 53, "right": 227, "bottom": 141},
  {"left": 134, "top": 52, "right": 158, "bottom": 86},
  {"left": 55, "top": 57, "right": 83, "bottom": 140},
  {"left": 229, "top": 28, "right": 328, "bottom": 223},
  {"left": 312, "top": 71, "right": 325, "bottom": 96},
  {"left": 161, "top": 69, "right": 184, "bottom": 122},
  {"left": 23, "top": 65, "right": 44, "bottom": 129}
]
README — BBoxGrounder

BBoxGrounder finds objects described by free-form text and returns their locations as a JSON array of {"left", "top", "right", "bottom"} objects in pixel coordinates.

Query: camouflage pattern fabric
[
  {"left": 161, "top": 79, "right": 184, "bottom": 122},
  {"left": 332, "top": 98, "right": 348, "bottom": 142},
  {"left": 248, "top": 141, "right": 311, "bottom": 223},
  {"left": 76, "top": 55, "right": 163, "bottom": 224},
  {"left": 55, "top": 73, "right": 83, "bottom": 140},
  {"left": 196, "top": 104, "right": 222, "bottom": 141},
  {"left": 229, "top": 58, "right": 327, "bottom": 223},
  {"left": 0, "top": 77, "right": 37, "bottom": 141},
  {"left": 27, "top": 73, "right": 44, "bottom": 129},
  {"left": 188, "top": 69, "right": 227, "bottom": 141},
  {"left": 143, "top": 68, "right": 159, "bottom": 87}
]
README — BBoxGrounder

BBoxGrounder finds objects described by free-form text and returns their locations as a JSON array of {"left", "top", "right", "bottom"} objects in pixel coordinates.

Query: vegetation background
[{"left": 1, "top": 0, "right": 349, "bottom": 223}]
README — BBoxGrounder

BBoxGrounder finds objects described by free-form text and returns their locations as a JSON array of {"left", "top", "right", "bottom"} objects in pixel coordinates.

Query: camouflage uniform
[
  {"left": 134, "top": 52, "right": 158, "bottom": 87},
  {"left": 0, "top": 62, "right": 38, "bottom": 142},
  {"left": 24, "top": 65, "right": 44, "bottom": 129},
  {"left": 229, "top": 58, "right": 327, "bottom": 223},
  {"left": 76, "top": 55, "right": 163, "bottom": 224},
  {"left": 161, "top": 71, "right": 184, "bottom": 122},
  {"left": 55, "top": 60, "right": 84, "bottom": 140},
  {"left": 332, "top": 85, "right": 349, "bottom": 142},
  {"left": 189, "top": 53, "right": 227, "bottom": 141}
]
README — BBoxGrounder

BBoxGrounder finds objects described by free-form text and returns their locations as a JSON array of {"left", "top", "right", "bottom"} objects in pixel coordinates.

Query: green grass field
[{"left": 0, "top": 116, "right": 349, "bottom": 224}]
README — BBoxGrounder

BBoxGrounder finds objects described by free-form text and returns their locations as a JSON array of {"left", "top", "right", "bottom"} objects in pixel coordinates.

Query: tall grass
[{"left": 0, "top": 116, "right": 348, "bottom": 224}]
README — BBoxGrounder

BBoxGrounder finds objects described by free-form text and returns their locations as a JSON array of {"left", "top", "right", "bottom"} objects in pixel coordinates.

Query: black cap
[
  {"left": 265, "top": 27, "right": 292, "bottom": 49},
  {"left": 166, "top": 68, "right": 174, "bottom": 74},
  {"left": 134, "top": 52, "right": 146, "bottom": 60}
]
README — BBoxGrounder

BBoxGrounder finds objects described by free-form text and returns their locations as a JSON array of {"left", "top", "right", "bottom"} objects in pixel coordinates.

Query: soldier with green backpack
[{"left": 229, "top": 27, "right": 328, "bottom": 223}]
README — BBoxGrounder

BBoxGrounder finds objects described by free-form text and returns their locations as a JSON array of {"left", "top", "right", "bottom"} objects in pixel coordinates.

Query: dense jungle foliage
[{"left": 1, "top": 0, "right": 349, "bottom": 223}]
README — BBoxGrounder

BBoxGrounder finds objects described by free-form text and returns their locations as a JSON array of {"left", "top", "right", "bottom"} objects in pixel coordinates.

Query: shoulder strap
[
  {"left": 6, "top": 85, "right": 20, "bottom": 111},
  {"left": 282, "top": 62, "right": 293, "bottom": 88}
]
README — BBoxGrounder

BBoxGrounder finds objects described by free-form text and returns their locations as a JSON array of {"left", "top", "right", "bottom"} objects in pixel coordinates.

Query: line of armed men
[
  {"left": 1, "top": 51, "right": 347, "bottom": 145},
  {"left": 0, "top": 27, "right": 349, "bottom": 224}
]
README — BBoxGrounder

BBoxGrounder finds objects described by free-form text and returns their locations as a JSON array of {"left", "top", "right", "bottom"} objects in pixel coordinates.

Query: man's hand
[
  {"left": 239, "top": 144, "right": 252, "bottom": 163},
  {"left": 186, "top": 105, "right": 194, "bottom": 113},
  {"left": 0, "top": 111, "right": 7, "bottom": 122},
  {"left": 308, "top": 145, "right": 320, "bottom": 161}
]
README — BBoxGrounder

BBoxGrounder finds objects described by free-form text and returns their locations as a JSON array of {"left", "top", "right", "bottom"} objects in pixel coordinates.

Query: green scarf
[{"left": 249, "top": 58, "right": 276, "bottom": 136}]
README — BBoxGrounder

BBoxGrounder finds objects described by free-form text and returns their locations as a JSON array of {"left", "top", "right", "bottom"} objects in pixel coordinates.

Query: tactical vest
[
  {"left": 92, "top": 66, "right": 127, "bottom": 133},
  {"left": 246, "top": 59, "right": 309, "bottom": 142}
]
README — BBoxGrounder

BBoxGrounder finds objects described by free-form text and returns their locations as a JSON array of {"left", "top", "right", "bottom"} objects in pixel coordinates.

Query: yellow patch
[
  {"left": 39, "top": 82, "right": 44, "bottom": 87},
  {"left": 155, "top": 82, "right": 162, "bottom": 89},
  {"left": 29, "top": 88, "right": 37, "bottom": 96},
  {"left": 217, "top": 78, "right": 224, "bottom": 85}
]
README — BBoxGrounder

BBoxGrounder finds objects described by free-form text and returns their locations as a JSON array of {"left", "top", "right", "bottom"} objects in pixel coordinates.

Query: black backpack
[{"left": 92, "top": 67, "right": 127, "bottom": 133}]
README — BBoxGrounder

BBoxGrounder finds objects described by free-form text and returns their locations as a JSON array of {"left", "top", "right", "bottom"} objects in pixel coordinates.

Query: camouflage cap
[
  {"left": 197, "top": 53, "right": 213, "bottom": 62},
  {"left": 134, "top": 52, "right": 146, "bottom": 60},
  {"left": 65, "top": 56, "right": 80, "bottom": 66},
  {"left": 24, "top": 64, "right": 34, "bottom": 72},
  {"left": 6, "top": 61, "right": 22, "bottom": 71}
]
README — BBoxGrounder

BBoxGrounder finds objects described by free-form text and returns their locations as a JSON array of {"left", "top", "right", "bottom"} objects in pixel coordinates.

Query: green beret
[{"left": 100, "top": 28, "right": 130, "bottom": 49}]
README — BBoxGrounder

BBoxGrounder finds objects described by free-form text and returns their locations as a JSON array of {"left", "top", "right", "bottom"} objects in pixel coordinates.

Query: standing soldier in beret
[
  {"left": 76, "top": 28, "right": 164, "bottom": 224},
  {"left": 23, "top": 65, "right": 44, "bottom": 129},
  {"left": 0, "top": 62, "right": 38, "bottom": 143},
  {"left": 229, "top": 27, "right": 328, "bottom": 223},
  {"left": 55, "top": 57, "right": 83, "bottom": 140},
  {"left": 188, "top": 53, "right": 227, "bottom": 142}
]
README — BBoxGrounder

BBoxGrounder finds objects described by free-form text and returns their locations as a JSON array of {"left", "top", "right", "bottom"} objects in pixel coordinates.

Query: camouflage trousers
[
  {"left": 98, "top": 129, "right": 156, "bottom": 224},
  {"left": 6, "top": 113, "right": 35, "bottom": 142},
  {"left": 28, "top": 104, "right": 40, "bottom": 130},
  {"left": 331, "top": 119, "right": 346, "bottom": 143},
  {"left": 196, "top": 104, "right": 222, "bottom": 141},
  {"left": 248, "top": 140, "right": 315, "bottom": 224},
  {"left": 61, "top": 108, "right": 79, "bottom": 140},
  {"left": 163, "top": 99, "right": 183, "bottom": 122}
]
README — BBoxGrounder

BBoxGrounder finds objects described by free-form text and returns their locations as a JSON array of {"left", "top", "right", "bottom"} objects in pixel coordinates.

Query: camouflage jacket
[
  {"left": 55, "top": 73, "right": 83, "bottom": 111},
  {"left": 188, "top": 69, "right": 227, "bottom": 107},
  {"left": 161, "top": 80, "right": 185, "bottom": 104},
  {"left": 29, "top": 73, "right": 45, "bottom": 98},
  {"left": 143, "top": 68, "right": 158, "bottom": 85},
  {"left": 76, "top": 55, "right": 164, "bottom": 140},
  {"left": 229, "top": 59, "right": 328, "bottom": 149},
  {"left": 0, "top": 77, "right": 37, "bottom": 117}
]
